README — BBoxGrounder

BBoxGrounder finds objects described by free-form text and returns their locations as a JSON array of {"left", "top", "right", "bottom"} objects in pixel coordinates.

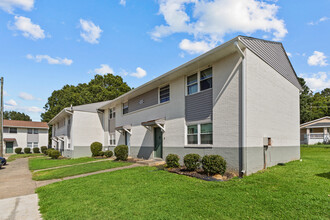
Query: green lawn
[
  {"left": 33, "top": 160, "right": 132, "bottom": 181},
  {"left": 301, "top": 144, "right": 330, "bottom": 148},
  {"left": 29, "top": 157, "right": 104, "bottom": 170},
  {"left": 37, "top": 147, "right": 330, "bottom": 219},
  {"left": 7, "top": 153, "right": 43, "bottom": 162}
]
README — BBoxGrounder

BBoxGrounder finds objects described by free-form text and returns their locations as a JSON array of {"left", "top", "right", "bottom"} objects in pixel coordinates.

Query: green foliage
[
  {"left": 184, "top": 154, "right": 200, "bottom": 171},
  {"left": 90, "top": 142, "right": 103, "bottom": 157},
  {"left": 165, "top": 154, "right": 180, "bottom": 168},
  {"left": 114, "top": 145, "right": 128, "bottom": 161},
  {"left": 41, "top": 146, "right": 48, "bottom": 155},
  {"left": 33, "top": 147, "right": 40, "bottom": 153},
  {"left": 4, "top": 111, "right": 32, "bottom": 121},
  {"left": 47, "top": 149, "right": 55, "bottom": 157},
  {"left": 15, "top": 147, "right": 22, "bottom": 154},
  {"left": 50, "top": 150, "right": 60, "bottom": 159},
  {"left": 202, "top": 155, "right": 226, "bottom": 176},
  {"left": 24, "top": 148, "right": 31, "bottom": 154},
  {"left": 99, "top": 151, "right": 105, "bottom": 157},
  {"left": 104, "top": 150, "right": 113, "bottom": 158}
]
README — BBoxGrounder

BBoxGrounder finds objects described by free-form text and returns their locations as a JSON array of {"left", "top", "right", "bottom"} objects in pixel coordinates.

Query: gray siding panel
[
  {"left": 185, "top": 89, "right": 213, "bottom": 122},
  {"left": 27, "top": 134, "right": 39, "bottom": 142},
  {"left": 109, "top": 118, "right": 116, "bottom": 133},
  {"left": 128, "top": 88, "right": 158, "bottom": 113}
]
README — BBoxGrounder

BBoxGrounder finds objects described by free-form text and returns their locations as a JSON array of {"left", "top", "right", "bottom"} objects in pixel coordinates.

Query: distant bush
[
  {"left": 166, "top": 154, "right": 180, "bottom": 168},
  {"left": 33, "top": 147, "right": 40, "bottom": 154},
  {"left": 202, "top": 155, "right": 226, "bottom": 176},
  {"left": 90, "top": 142, "right": 102, "bottom": 157},
  {"left": 114, "top": 145, "right": 128, "bottom": 161},
  {"left": 47, "top": 149, "right": 55, "bottom": 157},
  {"left": 24, "top": 148, "right": 31, "bottom": 154},
  {"left": 50, "top": 150, "right": 60, "bottom": 159},
  {"left": 184, "top": 154, "right": 200, "bottom": 171},
  {"left": 15, "top": 148, "right": 22, "bottom": 154},
  {"left": 104, "top": 150, "right": 113, "bottom": 158},
  {"left": 99, "top": 151, "right": 105, "bottom": 157},
  {"left": 41, "top": 146, "right": 48, "bottom": 154}
]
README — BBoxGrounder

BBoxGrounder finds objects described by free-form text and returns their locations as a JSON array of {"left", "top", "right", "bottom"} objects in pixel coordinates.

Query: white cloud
[
  {"left": 5, "top": 99, "right": 17, "bottom": 106},
  {"left": 301, "top": 72, "right": 330, "bottom": 92},
  {"left": 11, "top": 16, "right": 45, "bottom": 40},
  {"left": 130, "top": 67, "right": 147, "bottom": 78},
  {"left": 90, "top": 64, "right": 114, "bottom": 75},
  {"left": 307, "top": 16, "right": 329, "bottom": 25},
  {"left": 0, "top": 0, "right": 34, "bottom": 13},
  {"left": 4, "top": 104, "right": 43, "bottom": 113},
  {"left": 179, "top": 39, "right": 215, "bottom": 54},
  {"left": 19, "top": 92, "right": 35, "bottom": 100},
  {"left": 79, "top": 19, "right": 103, "bottom": 44},
  {"left": 119, "top": 0, "right": 126, "bottom": 6},
  {"left": 27, "top": 54, "right": 73, "bottom": 65},
  {"left": 308, "top": 51, "right": 328, "bottom": 67},
  {"left": 151, "top": 0, "right": 287, "bottom": 54}
]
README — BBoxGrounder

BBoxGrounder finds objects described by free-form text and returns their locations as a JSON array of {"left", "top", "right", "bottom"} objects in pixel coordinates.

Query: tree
[
  {"left": 4, "top": 111, "right": 32, "bottom": 121},
  {"left": 298, "top": 77, "right": 313, "bottom": 124}
]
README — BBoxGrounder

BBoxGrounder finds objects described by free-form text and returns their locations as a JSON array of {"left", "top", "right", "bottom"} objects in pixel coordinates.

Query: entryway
[
  {"left": 125, "top": 131, "right": 131, "bottom": 154},
  {"left": 154, "top": 127, "right": 163, "bottom": 158},
  {"left": 5, "top": 142, "right": 13, "bottom": 154}
]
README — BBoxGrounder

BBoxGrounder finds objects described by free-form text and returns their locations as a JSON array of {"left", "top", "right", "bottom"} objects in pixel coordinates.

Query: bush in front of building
[
  {"left": 184, "top": 154, "right": 201, "bottom": 171},
  {"left": 50, "top": 150, "right": 60, "bottom": 159},
  {"left": 202, "top": 155, "right": 227, "bottom": 176},
  {"left": 41, "top": 146, "right": 48, "bottom": 155},
  {"left": 33, "top": 147, "right": 40, "bottom": 153},
  {"left": 99, "top": 151, "right": 105, "bottom": 157},
  {"left": 166, "top": 154, "right": 180, "bottom": 168},
  {"left": 114, "top": 145, "right": 128, "bottom": 161},
  {"left": 15, "top": 147, "right": 22, "bottom": 154},
  {"left": 24, "top": 148, "right": 31, "bottom": 154},
  {"left": 47, "top": 149, "right": 55, "bottom": 157},
  {"left": 90, "top": 142, "right": 103, "bottom": 157},
  {"left": 104, "top": 150, "right": 113, "bottom": 158}
]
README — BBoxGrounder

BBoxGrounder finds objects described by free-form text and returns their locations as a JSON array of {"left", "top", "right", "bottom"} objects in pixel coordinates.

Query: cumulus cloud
[
  {"left": 119, "top": 0, "right": 126, "bottom": 6},
  {"left": 5, "top": 104, "right": 44, "bottom": 113},
  {"left": 179, "top": 39, "right": 215, "bottom": 54},
  {"left": 19, "top": 92, "right": 35, "bottom": 100},
  {"left": 308, "top": 51, "right": 328, "bottom": 67},
  {"left": 79, "top": 19, "right": 103, "bottom": 44},
  {"left": 151, "top": 0, "right": 287, "bottom": 54},
  {"left": 0, "top": 0, "right": 34, "bottom": 13},
  {"left": 130, "top": 67, "right": 147, "bottom": 78},
  {"left": 307, "top": 16, "right": 329, "bottom": 25},
  {"left": 301, "top": 72, "right": 330, "bottom": 92},
  {"left": 10, "top": 16, "right": 45, "bottom": 40},
  {"left": 5, "top": 99, "right": 17, "bottom": 106},
  {"left": 90, "top": 64, "right": 114, "bottom": 75},
  {"left": 27, "top": 54, "right": 73, "bottom": 65}
]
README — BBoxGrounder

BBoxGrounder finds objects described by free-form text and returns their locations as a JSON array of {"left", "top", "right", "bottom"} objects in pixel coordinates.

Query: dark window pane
[
  {"left": 160, "top": 85, "right": 170, "bottom": 103},
  {"left": 188, "top": 125, "right": 197, "bottom": 134},
  {"left": 188, "top": 135, "right": 198, "bottom": 144},
  {"left": 187, "top": 74, "right": 197, "bottom": 85},
  {"left": 200, "top": 78, "right": 212, "bottom": 91},
  {"left": 188, "top": 84, "right": 198, "bottom": 95},
  {"left": 200, "top": 68, "right": 212, "bottom": 80},
  {"left": 201, "top": 134, "right": 213, "bottom": 144},
  {"left": 201, "top": 123, "right": 212, "bottom": 133}
]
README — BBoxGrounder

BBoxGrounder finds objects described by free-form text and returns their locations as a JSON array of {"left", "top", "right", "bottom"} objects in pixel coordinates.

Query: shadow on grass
[{"left": 316, "top": 172, "right": 330, "bottom": 179}]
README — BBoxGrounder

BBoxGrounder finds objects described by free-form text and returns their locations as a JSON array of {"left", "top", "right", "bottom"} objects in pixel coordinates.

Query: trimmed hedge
[
  {"left": 166, "top": 154, "right": 180, "bottom": 168},
  {"left": 104, "top": 150, "right": 113, "bottom": 158},
  {"left": 33, "top": 147, "right": 40, "bottom": 154},
  {"left": 50, "top": 150, "right": 60, "bottom": 159},
  {"left": 99, "top": 151, "right": 105, "bottom": 157},
  {"left": 202, "top": 155, "right": 227, "bottom": 176},
  {"left": 41, "top": 146, "right": 48, "bottom": 155},
  {"left": 184, "top": 154, "right": 200, "bottom": 171},
  {"left": 90, "top": 142, "right": 102, "bottom": 157},
  {"left": 24, "top": 148, "right": 31, "bottom": 154},
  {"left": 114, "top": 145, "right": 128, "bottom": 161},
  {"left": 15, "top": 147, "right": 22, "bottom": 154},
  {"left": 47, "top": 149, "right": 55, "bottom": 157}
]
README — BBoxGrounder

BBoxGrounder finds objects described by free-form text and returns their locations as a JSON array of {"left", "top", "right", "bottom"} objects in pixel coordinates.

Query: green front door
[
  {"left": 6, "top": 142, "right": 13, "bottom": 153},
  {"left": 154, "top": 127, "right": 163, "bottom": 158}
]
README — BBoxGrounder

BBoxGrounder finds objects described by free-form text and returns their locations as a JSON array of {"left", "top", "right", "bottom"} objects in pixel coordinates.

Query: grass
[
  {"left": 29, "top": 157, "right": 104, "bottom": 170},
  {"left": 33, "top": 160, "right": 132, "bottom": 181},
  {"left": 7, "top": 153, "right": 43, "bottom": 162},
  {"left": 301, "top": 144, "right": 330, "bottom": 148},
  {"left": 37, "top": 147, "right": 330, "bottom": 220}
]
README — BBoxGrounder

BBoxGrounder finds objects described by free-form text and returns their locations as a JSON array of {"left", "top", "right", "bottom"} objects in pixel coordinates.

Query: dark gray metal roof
[
  {"left": 306, "top": 122, "right": 330, "bottom": 128},
  {"left": 240, "top": 36, "right": 302, "bottom": 90}
]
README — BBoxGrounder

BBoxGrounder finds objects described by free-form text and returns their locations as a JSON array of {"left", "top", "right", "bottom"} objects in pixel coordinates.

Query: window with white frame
[
  {"left": 159, "top": 85, "right": 170, "bottom": 103},
  {"left": 109, "top": 133, "right": 116, "bottom": 146},
  {"left": 33, "top": 142, "right": 38, "bottom": 148},
  {"left": 34, "top": 129, "right": 39, "bottom": 134},
  {"left": 28, "top": 128, "right": 33, "bottom": 134},
  {"left": 186, "top": 67, "right": 212, "bottom": 95},
  {"left": 10, "top": 128, "right": 17, "bottom": 133},
  {"left": 27, "top": 142, "right": 33, "bottom": 148},
  {"left": 187, "top": 123, "right": 213, "bottom": 145},
  {"left": 200, "top": 68, "right": 212, "bottom": 91},
  {"left": 123, "top": 102, "right": 128, "bottom": 114},
  {"left": 187, "top": 73, "right": 198, "bottom": 95},
  {"left": 109, "top": 108, "right": 116, "bottom": 119}
]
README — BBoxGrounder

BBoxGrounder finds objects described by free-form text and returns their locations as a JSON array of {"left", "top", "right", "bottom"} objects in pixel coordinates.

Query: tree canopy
[
  {"left": 4, "top": 111, "right": 32, "bottom": 121},
  {"left": 41, "top": 74, "right": 131, "bottom": 122}
]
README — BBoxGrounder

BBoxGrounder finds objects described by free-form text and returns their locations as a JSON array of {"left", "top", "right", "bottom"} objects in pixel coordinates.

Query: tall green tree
[
  {"left": 41, "top": 74, "right": 131, "bottom": 122},
  {"left": 4, "top": 111, "right": 32, "bottom": 121},
  {"left": 298, "top": 77, "right": 314, "bottom": 123}
]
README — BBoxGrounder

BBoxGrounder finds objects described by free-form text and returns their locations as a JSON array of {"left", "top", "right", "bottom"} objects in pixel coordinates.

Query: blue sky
[{"left": 0, "top": 0, "right": 329, "bottom": 121}]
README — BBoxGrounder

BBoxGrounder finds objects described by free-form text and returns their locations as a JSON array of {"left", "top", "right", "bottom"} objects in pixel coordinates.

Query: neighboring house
[
  {"left": 300, "top": 116, "right": 330, "bottom": 145},
  {"left": 48, "top": 101, "right": 111, "bottom": 158},
  {"left": 3, "top": 120, "right": 49, "bottom": 154},
  {"left": 49, "top": 36, "right": 302, "bottom": 175}
]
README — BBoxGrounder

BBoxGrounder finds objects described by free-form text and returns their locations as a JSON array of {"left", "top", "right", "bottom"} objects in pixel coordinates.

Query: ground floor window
[
  {"left": 33, "top": 142, "right": 38, "bottom": 148},
  {"left": 187, "top": 123, "right": 213, "bottom": 145},
  {"left": 109, "top": 133, "right": 116, "bottom": 146}
]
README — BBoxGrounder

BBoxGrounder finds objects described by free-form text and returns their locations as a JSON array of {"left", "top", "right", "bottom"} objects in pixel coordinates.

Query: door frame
[
  {"left": 154, "top": 127, "right": 163, "bottom": 158},
  {"left": 5, "top": 142, "right": 14, "bottom": 154},
  {"left": 124, "top": 131, "right": 131, "bottom": 155}
]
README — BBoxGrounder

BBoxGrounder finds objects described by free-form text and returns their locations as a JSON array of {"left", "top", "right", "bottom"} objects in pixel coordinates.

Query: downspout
[{"left": 234, "top": 39, "right": 247, "bottom": 176}]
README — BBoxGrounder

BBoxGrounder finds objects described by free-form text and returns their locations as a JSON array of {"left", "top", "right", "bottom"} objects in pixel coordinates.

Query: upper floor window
[
  {"left": 110, "top": 108, "right": 116, "bottom": 119},
  {"left": 200, "top": 68, "right": 212, "bottom": 91},
  {"left": 28, "top": 128, "right": 33, "bottom": 134},
  {"left": 34, "top": 129, "right": 38, "bottom": 134},
  {"left": 9, "top": 128, "right": 17, "bottom": 133},
  {"left": 160, "top": 85, "right": 170, "bottom": 103},
  {"left": 186, "top": 67, "right": 212, "bottom": 95},
  {"left": 123, "top": 102, "right": 128, "bottom": 115},
  {"left": 187, "top": 73, "right": 198, "bottom": 95}
]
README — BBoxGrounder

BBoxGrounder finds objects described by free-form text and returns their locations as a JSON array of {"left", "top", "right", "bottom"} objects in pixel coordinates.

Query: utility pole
[{"left": 0, "top": 77, "right": 3, "bottom": 157}]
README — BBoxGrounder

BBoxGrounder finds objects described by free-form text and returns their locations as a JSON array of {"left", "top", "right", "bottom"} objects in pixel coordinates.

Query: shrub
[
  {"left": 114, "top": 145, "right": 128, "bottom": 161},
  {"left": 15, "top": 147, "right": 22, "bottom": 154},
  {"left": 41, "top": 146, "right": 48, "bottom": 154},
  {"left": 24, "top": 148, "right": 31, "bottom": 154},
  {"left": 50, "top": 150, "right": 60, "bottom": 159},
  {"left": 99, "top": 151, "right": 105, "bottom": 157},
  {"left": 33, "top": 147, "right": 40, "bottom": 154},
  {"left": 47, "top": 149, "right": 55, "bottom": 157},
  {"left": 184, "top": 154, "right": 201, "bottom": 171},
  {"left": 166, "top": 154, "right": 180, "bottom": 168},
  {"left": 90, "top": 142, "right": 102, "bottom": 157},
  {"left": 104, "top": 150, "right": 113, "bottom": 158},
  {"left": 202, "top": 155, "right": 227, "bottom": 176}
]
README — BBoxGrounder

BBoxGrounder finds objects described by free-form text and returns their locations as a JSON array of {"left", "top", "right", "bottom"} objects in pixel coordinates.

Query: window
[
  {"left": 109, "top": 133, "right": 116, "bottom": 146},
  {"left": 9, "top": 128, "right": 17, "bottom": 133},
  {"left": 109, "top": 108, "right": 116, "bottom": 119},
  {"left": 68, "top": 144, "right": 71, "bottom": 149},
  {"left": 200, "top": 68, "right": 212, "bottom": 91},
  {"left": 33, "top": 142, "right": 38, "bottom": 148},
  {"left": 3, "top": 127, "right": 8, "bottom": 133},
  {"left": 123, "top": 102, "right": 128, "bottom": 114},
  {"left": 28, "top": 128, "right": 33, "bottom": 134},
  {"left": 187, "top": 123, "right": 213, "bottom": 145},
  {"left": 187, "top": 73, "right": 198, "bottom": 95},
  {"left": 27, "top": 142, "right": 32, "bottom": 148},
  {"left": 160, "top": 85, "right": 170, "bottom": 103},
  {"left": 34, "top": 129, "right": 38, "bottom": 134}
]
